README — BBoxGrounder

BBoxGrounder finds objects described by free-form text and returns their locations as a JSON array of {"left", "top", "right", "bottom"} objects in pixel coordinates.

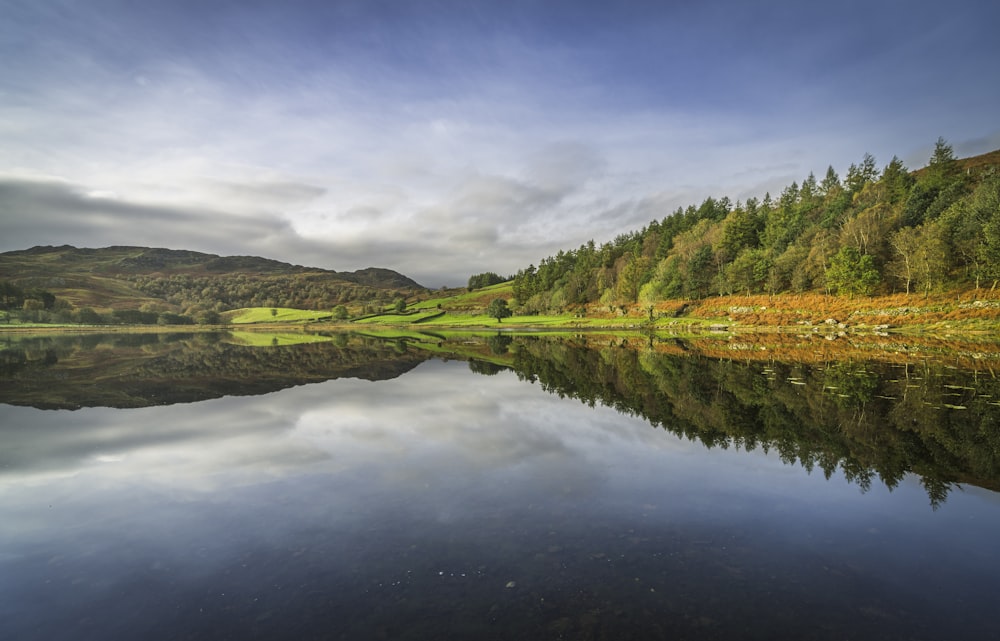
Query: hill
[{"left": 0, "top": 245, "right": 425, "bottom": 319}]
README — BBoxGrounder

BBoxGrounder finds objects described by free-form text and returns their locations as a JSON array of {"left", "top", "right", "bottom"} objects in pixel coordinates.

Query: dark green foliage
[
  {"left": 510, "top": 140, "right": 1000, "bottom": 305},
  {"left": 844, "top": 152, "right": 879, "bottom": 195},
  {"left": 112, "top": 309, "right": 159, "bottom": 324},
  {"left": 467, "top": 271, "right": 506, "bottom": 290},
  {"left": 826, "top": 246, "right": 879, "bottom": 297},
  {"left": 0, "top": 281, "right": 25, "bottom": 309},
  {"left": 0, "top": 281, "right": 58, "bottom": 311},
  {"left": 486, "top": 333, "right": 513, "bottom": 355},
  {"left": 468, "top": 359, "right": 506, "bottom": 376},
  {"left": 926, "top": 137, "right": 961, "bottom": 185},
  {"left": 727, "top": 248, "right": 772, "bottom": 296},
  {"left": 486, "top": 298, "right": 512, "bottom": 323},
  {"left": 902, "top": 182, "right": 938, "bottom": 228},
  {"left": 762, "top": 183, "right": 805, "bottom": 254},
  {"left": 881, "top": 156, "right": 915, "bottom": 204},
  {"left": 157, "top": 312, "right": 194, "bottom": 325},
  {"left": 976, "top": 177, "right": 1000, "bottom": 288},
  {"left": 76, "top": 308, "right": 103, "bottom": 324},
  {"left": 719, "top": 204, "right": 761, "bottom": 258},
  {"left": 498, "top": 336, "right": 1000, "bottom": 506},
  {"left": 198, "top": 310, "right": 222, "bottom": 325},
  {"left": 684, "top": 245, "right": 714, "bottom": 298},
  {"left": 819, "top": 165, "right": 841, "bottom": 196}
]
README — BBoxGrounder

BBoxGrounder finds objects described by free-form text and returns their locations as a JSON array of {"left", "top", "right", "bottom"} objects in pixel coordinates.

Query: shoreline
[{"left": 3, "top": 317, "right": 1000, "bottom": 339}]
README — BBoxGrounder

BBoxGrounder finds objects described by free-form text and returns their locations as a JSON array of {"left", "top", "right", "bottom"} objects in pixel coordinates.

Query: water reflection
[
  {"left": 3, "top": 330, "right": 1000, "bottom": 505},
  {"left": 498, "top": 335, "right": 1000, "bottom": 506},
  {"left": 0, "top": 331, "right": 425, "bottom": 408},
  {"left": 1, "top": 332, "right": 1000, "bottom": 639}
]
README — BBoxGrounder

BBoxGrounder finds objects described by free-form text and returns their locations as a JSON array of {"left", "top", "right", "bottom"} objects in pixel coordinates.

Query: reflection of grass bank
[
  {"left": 224, "top": 331, "right": 333, "bottom": 347},
  {"left": 343, "top": 328, "right": 1000, "bottom": 371},
  {"left": 339, "top": 312, "right": 669, "bottom": 329}
]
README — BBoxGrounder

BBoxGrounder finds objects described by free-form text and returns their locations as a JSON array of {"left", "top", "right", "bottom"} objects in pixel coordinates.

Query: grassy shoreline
[{"left": 4, "top": 290, "right": 1000, "bottom": 336}]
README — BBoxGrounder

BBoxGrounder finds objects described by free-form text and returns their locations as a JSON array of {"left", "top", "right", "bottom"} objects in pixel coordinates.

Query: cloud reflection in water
[{"left": 2, "top": 358, "right": 1000, "bottom": 640}]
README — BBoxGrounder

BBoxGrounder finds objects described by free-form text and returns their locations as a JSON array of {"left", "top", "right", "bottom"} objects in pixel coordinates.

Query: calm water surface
[{"left": 1, "top": 333, "right": 999, "bottom": 640}]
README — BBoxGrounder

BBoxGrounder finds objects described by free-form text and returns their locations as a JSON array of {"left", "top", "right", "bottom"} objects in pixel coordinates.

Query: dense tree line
[
  {"left": 7, "top": 306, "right": 201, "bottom": 326},
  {"left": 512, "top": 139, "right": 1000, "bottom": 312},
  {"left": 467, "top": 271, "right": 507, "bottom": 290},
  {"left": 0, "top": 281, "right": 59, "bottom": 311},
  {"left": 0, "top": 283, "right": 217, "bottom": 325},
  {"left": 0, "top": 281, "right": 70, "bottom": 323}
]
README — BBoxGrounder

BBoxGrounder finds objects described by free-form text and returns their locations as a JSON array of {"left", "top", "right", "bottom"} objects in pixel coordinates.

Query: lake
[{"left": 2, "top": 330, "right": 999, "bottom": 640}]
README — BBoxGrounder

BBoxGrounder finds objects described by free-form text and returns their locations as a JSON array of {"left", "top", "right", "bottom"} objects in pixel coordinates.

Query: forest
[{"left": 511, "top": 139, "right": 1000, "bottom": 314}]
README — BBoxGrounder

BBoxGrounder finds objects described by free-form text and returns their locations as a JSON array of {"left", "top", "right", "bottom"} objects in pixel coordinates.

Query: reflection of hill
[
  {"left": 495, "top": 335, "right": 1000, "bottom": 507},
  {"left": 5, "top": 330, "right": 999, "bottom": 506},
  {"left": 0, "top": 332, "right": 428, "bottom": 409}
]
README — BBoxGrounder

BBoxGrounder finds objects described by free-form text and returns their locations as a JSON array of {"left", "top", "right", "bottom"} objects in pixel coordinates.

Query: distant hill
[{"left": 0, "top": 245, "right": 424, "bottom": 313}]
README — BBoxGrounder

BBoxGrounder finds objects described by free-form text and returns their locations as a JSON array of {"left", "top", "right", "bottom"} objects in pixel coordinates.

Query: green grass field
[
  {"left": 352, "top": 310, "right": 446, "bottom": 325},
  {"left": 197, "top": 285, "right": 730, "bottom": 332},
  {"left": 412, "top": 282, "right": 514, "bottom": 310}
]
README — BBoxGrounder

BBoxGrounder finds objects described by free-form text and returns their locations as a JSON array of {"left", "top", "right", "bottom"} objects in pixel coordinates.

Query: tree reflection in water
[{"left": 2, "top": 330, "right": 998, "bottom": 506}]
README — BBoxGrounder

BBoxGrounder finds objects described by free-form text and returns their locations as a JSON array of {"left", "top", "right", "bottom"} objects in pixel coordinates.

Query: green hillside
[{"left": 0, "top": 245, "right": 425, "bottom": 323}]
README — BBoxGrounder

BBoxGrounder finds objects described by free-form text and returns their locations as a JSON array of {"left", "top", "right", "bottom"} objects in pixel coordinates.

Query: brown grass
[{"left": 674, "top": 290, "right": 1000, "bottom": 329}]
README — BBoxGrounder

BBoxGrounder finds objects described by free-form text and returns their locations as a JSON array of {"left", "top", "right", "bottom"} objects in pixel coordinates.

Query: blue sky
[{"left": 2, "top": 0, "right": 999, "bottom": 286}]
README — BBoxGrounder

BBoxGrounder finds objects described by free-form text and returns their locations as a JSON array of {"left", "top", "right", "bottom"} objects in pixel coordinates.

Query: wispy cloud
[{"left": 0, "top": 175, "right": 329, "bottom": 266}]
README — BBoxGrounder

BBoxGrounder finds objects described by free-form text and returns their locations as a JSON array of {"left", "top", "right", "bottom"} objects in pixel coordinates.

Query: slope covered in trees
[{"left": 511, "top": 140, "right": 1000, "bottom": 314}]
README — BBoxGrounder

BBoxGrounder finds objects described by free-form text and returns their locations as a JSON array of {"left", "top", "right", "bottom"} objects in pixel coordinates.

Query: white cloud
[{"left": 0, "top": 360, "right": 688, "bottom": 494}]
